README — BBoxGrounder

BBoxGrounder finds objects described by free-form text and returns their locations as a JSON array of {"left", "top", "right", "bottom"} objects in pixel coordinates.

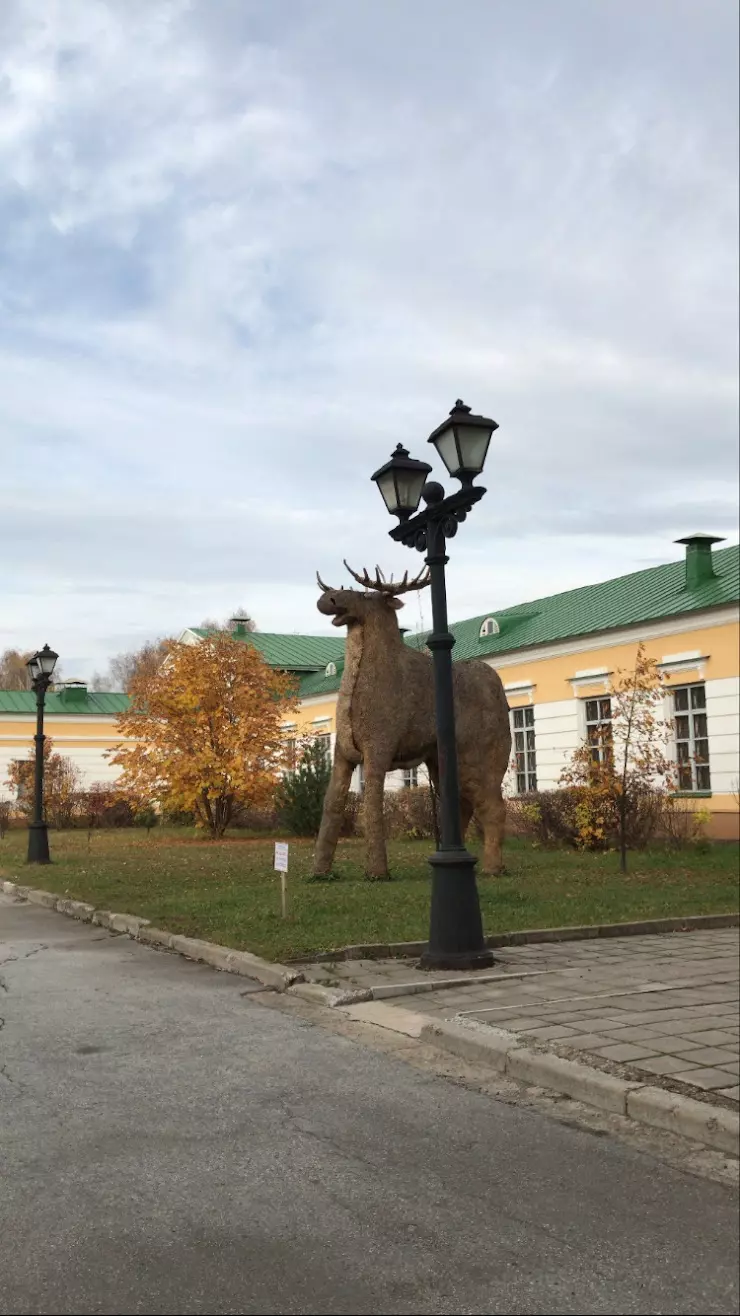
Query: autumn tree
[
  {"left": 6, "top": 738, "right": 81, "bottom": 828},
  {"left": 560, "top": 644, "right": 674, "bottom": 869},
  {"left": 110, "top": 633, "right": 297, "bottom": 838}
]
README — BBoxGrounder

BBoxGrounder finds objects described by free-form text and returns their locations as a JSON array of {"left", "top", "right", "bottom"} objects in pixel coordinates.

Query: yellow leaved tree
[{"left": 110, "top": 633, "right": 298, "bottom": 837}]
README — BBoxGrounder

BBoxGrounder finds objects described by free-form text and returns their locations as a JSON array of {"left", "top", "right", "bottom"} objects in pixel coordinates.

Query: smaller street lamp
[
  {"left": 371, "top": 444, "right": 433, "bottom": 521},
  {"left": 25, "top": 644, "right": 59, "bottom": 864}
]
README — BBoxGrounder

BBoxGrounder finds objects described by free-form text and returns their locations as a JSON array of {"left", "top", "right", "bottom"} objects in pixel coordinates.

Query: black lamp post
[
  {"left": 25, "top": 644, "right": 59, "bottom": 864},
  {"left": 371, "top": 401, "right": 499, "bottom": 970}
]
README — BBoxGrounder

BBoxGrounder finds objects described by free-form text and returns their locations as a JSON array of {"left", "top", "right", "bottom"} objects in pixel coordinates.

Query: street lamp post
[
  {"left": 25, "top": 644, "right": 59, "bottom": 864},
  {"left": 371, "top": 401, "right": 498, "bottom": 970}
]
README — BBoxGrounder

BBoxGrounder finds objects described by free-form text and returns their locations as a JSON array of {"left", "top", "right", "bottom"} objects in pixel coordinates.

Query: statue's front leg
[
  {"left": 363, "top": 762, "right": 390, "bottom": 880},
  {"left": 313, "top": 751, "right": 355, "bottom": 875}
]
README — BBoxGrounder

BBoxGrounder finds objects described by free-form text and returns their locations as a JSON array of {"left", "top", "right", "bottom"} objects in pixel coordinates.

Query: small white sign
[{"left": 274, "top": 842, "right": 289, "bottom": 873}]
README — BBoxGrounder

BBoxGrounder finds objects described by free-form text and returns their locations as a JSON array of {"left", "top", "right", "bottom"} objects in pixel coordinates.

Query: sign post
[{"left": 274, "top": 842, "right": 289, "bottom": 919}]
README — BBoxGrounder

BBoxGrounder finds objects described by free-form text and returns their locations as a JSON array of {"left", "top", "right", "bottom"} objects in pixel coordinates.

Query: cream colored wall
[{"left": 0, "top": 715, "right": 130, "bottom": 801}]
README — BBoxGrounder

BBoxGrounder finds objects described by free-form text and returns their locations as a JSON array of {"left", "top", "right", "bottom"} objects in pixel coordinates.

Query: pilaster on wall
[
  {"left": 530, "top": 699, "right": 581, "bottom": 791},
  {"left": 705, "top": 676, "right": 740, "bottom": 795}
]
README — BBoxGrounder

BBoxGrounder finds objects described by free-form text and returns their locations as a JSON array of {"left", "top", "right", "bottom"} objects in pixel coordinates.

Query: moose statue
[{"left": 313, "top": 562, "right": 512, "bottom": 880}]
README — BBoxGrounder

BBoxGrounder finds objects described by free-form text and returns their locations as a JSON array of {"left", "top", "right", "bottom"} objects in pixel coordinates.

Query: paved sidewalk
[{"left": 318, "top": 929, "right": 740, "bottom": 1105}]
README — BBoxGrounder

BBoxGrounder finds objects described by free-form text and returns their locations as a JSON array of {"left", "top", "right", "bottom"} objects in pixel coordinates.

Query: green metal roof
[
  {"left": 299, "top": 542, "right": 740, "bottom": 696},
  {"left": 444, "top": 542, "right": 739, "bottom": 662},
  {"left": 189, "top": 628, "right": 345, "bottom": 673},
  {"left": 299, "top": 661, "right": 347, "bottom": 699},
  {"left": 0, "top": 690, "right": 131, "bottom": 715}
]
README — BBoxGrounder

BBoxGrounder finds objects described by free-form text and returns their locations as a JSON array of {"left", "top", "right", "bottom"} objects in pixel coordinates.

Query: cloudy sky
[{"left": 1, "top": 0, "right": 737, "bottom": 680}]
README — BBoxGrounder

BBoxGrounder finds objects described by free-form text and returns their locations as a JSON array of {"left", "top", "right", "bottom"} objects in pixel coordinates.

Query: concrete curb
[
  {"left": 1, "top": 879, "right": 304, "bottom": 993},
  {"left": 421, "top": 1017, "right": 740, "bottom": 1157},
  {"left": 305, "top": 912, "right": 740, "bottom": 964},
  {"left": 289, "top": 982, "right": 374, "bottom": 1008},
  {"left": 299, "top": 967, "right": 550, "bottom": 1006}
]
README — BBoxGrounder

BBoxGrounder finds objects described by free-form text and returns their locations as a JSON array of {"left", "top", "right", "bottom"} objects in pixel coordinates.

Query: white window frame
[
  {"left": 584, "top": 696, "right": 613, "bottom": 764},
  {"left": 403, "top": 766, "right": 419, "bottom": 789},
  {"left": 511, "top": 706, "right": 537, "bottom": 794},
  {"left": 672, "top": 683, "right": 711, "bottom": 793}
]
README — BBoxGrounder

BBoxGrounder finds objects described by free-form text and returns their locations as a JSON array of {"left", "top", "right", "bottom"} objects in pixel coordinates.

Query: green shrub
[{"left": 276, "top": 736, "right": 332, "bottom": 836}]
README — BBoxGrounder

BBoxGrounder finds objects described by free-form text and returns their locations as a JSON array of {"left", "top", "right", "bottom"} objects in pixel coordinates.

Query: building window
[
  {"left": 673, "top": 684, "right": 711, "bottom": 792},
  {"left": 403, "top": 767, "right": 419, "bottom": 789},
  {"left": 356, "top": 763, "right": 365, "bottom": 794},
  {"left": 511, "top": 707, "right": 537, "bottom": 793},
  {"left": 315, "top": 732, "right": 331, "bottom": 764},
  {"left": 479, "top": 617, "right": 499, "bottom": 638},
  {"left": 585, "top": 697, "right": 612, "bottom": 764},
  {"left": 12, "top": 760, "right": 31, "bottom": 801},
  {"left": 284, "top": 738, "right": 297, "bottom": 770}
]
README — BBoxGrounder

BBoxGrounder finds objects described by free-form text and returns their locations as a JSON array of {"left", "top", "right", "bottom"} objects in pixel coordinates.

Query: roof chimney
[
  {"left": 58, "top": 680, "right": 88, "bottom": 705},
  {"left": 675, "top": 534, "right": 725, "bottom": 590},
  {"left": 230, "top": 617, "right": 247, "bottom": 638}
]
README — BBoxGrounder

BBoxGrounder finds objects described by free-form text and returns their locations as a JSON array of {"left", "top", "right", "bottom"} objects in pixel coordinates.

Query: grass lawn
[{"left": 1, "top": 827, "right": 737, "bottom": 963}]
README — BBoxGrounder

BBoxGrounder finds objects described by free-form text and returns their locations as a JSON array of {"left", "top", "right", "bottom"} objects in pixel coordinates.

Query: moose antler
[
  {"left": 343, "top": 560, "right": 430, "bottom": 595},
  {"left": 316, "top": 571, "right": 336, "bottom": 592}
]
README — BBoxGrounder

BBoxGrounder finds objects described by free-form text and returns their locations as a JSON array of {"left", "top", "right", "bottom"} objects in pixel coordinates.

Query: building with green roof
[
  {"left": 3, "top": 536, "right": 737, "bottom": 835},
  {"left": 240, "top": 535, "right": 740, "bottom": 836}
]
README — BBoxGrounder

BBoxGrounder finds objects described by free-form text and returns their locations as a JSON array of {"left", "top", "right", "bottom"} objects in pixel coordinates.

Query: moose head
[{"left": 316, "top": 561, "right": 430, "bottom": 630}]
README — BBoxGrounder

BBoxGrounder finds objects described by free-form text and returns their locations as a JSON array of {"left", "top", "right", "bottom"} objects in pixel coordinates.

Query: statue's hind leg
[{"left": 478, "top": 782, "right": 507, "bottom": 876}]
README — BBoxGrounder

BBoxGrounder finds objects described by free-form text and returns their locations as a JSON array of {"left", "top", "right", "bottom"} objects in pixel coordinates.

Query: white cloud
[{"left": 0, "top": 0, "right": 737, "bottom": 677}]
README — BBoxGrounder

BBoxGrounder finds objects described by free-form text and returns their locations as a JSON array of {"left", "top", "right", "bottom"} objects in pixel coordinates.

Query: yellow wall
[
  {"left": 282, "top": 700, "right": 337, "bottom": 736},
  {"left": 501, "top": 620, "right": 739, "bottom": 707},
  {"left": 0, "top": 716, "right": 127, "bottom": 752}
]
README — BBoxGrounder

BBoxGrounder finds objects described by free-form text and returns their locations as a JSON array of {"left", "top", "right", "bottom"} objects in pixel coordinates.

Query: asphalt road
[{"left": 1, "top": 893, "right": 738, "bottom": 1316}]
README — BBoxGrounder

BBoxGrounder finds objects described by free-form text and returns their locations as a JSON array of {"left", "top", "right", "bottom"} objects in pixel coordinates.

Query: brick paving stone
[
  {"left": 681, "top": 1029, "right": 739, "bottom": 1046},
  {"left": 718, "top": 1086, "right": 740, "bottom": 1101},
  {"left": 656, "top": 1036, "right": 713, "bottom": 1053},
  {"left": 595, "top": 1025, "right": 665, "bottom": 1042},
  {"left": 647, "top": 1016, "right": 722, "bottom": 1034},
  {"left": 480, "top": 1016, "right": 542, "bottom": 1032},
  {"left": 523, "top": 1024, "right": 580, "bottom": 1041},
  {"left": 595, "top": 1043, "right": 662, "bottom": 1063},
  {"left": 560, "top": 1034, "right": 613, "bottom": 1050},
  {"left": 636, "top": 1055, "right": 705, "bottom": 1077},
  {"left": 672, "top": 1066, "right": 739, "bottom": 1091},
  {"left": 662, "top": 1046, "right": 737, "bottom": 1067}
]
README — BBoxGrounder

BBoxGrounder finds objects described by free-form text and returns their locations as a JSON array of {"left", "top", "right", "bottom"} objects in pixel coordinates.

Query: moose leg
[
  {"left": 363, "top": 764, "right": 390, "bottom": 880},
  {"left": 459, "top": 794, "right": 475, "bottom": 841},
  {"left": 313, "top": 751, "right": 355, "bottom": 876},
  {"left": 479, "top": 782, "right": 507, "bottom": 876}
]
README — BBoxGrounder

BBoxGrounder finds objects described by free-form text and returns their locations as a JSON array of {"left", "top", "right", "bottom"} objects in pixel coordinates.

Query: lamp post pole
[
  {"left": 372, "top": 401, "right": 499, "bottom": 971},
  {"left": 25, "top": 644, "right": 59, "bottom": 864}
]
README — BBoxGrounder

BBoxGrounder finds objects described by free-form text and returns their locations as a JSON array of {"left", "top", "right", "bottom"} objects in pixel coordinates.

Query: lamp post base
[
  {"left": 419, "top": 849, "right": 494, "bottom": 971},
  {"left": 27, "top": 823, "right": 51, "bottom": 865}
]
